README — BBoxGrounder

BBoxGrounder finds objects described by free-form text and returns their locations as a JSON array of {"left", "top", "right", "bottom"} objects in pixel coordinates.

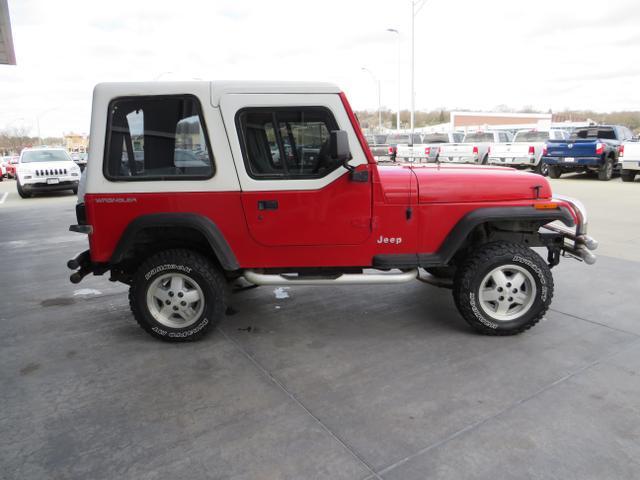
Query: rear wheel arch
[{"left": 111, "top": 213, "right": 240, "bottom": 272}]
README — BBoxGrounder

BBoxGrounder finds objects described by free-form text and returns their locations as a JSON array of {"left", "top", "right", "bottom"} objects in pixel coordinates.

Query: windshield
[
  {"left": 514, "top": 131, "right": 549, "bottom": 142},
  {"left": 421, "top": 134, "right": 449, "bottom": 143},
  {"left": 570, "top": 127, "right": 616, "bottom": 140},
  {"left": 21, "top": 150, "right": 71, "bottom": 163},
  {"left": 386, "top": 134, "right": 411, "bottom": 144},
  {"left": 463, "top": 132, "right": 494, "bottom": 143}
]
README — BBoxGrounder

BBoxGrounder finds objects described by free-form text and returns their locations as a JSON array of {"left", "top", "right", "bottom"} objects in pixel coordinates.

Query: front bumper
[
  {"left": 21, "top": 180, "right": 79, "bottom": 192},
  {"left": 544, "top": 195, "right": 598, "bottom": 265},
  {"left": 543, "top": 156, "right": 602, "bottom": 168}
]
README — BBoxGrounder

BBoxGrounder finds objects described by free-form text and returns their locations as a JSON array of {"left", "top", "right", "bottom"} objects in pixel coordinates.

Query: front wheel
[
  {"left": 453, "top": 242, "right": 553, "bottom": 335},
  {"left": 129, "top": 249, "right": 227, "bottom": 342},
  {"left": 16, "top": 181, "right": 31, "bottom": 198}
]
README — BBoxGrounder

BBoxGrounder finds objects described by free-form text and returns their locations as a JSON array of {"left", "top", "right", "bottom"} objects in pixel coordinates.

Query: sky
[{"left": 1, "top": 0, "right": 640, "bottom": 137}]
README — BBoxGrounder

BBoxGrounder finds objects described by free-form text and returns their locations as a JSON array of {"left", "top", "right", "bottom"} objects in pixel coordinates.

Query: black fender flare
[
  {"left": 110, "top": 213, "right": 240, "bottom": 271},
  {"left": 373, "top": 206, "right": 575, "bottom": 269}
]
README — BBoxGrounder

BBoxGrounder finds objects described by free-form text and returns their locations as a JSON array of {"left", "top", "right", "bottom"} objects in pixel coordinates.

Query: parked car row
[
  {"left": 365, "top": 125, "right": 638, "bottom": 181},
  {"left": 1, "top": 155, "right": 20, "bottom": 180}
]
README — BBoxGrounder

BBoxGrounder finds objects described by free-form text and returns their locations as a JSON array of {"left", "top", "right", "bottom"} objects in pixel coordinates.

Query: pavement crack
[
  {"left": 217, "top": 326, "right": 383, "bottom": 480},
  {"left": 549, "top": 307, "right": 640, "bottom": 337},
  {"left": 373, "top": 336, "right": 640, "bottom": 478}
]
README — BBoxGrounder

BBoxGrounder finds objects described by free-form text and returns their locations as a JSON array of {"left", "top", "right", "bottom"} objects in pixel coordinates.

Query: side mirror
[{"left": 330, "top": 130, "right": 352, "bottom": 169}]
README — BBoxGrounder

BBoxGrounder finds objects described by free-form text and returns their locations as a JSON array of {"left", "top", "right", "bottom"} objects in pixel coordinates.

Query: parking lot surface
[{"left": 1, "top": 175, "right": 639, "bottom": 479}]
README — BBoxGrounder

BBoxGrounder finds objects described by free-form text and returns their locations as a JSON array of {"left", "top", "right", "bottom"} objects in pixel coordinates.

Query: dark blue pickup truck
[{"left": 542, "top": 125, "right": 634, "bottom": 181}]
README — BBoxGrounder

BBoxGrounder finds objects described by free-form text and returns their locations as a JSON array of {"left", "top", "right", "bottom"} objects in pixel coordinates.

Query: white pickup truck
[
  {"left": 488, "top": 129, "right": 569, "bottom": 176},
  {"left": 395, "top": 132, "right": 464, "bottom": 163},
  {"left": 439, "top": 130, "right": 512, "bottom": 164},
  {"left": 620, "top": 141, "right": 640, "bottom": 182}
]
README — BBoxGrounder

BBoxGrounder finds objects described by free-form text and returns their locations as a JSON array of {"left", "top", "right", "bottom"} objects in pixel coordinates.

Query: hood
[
  {"left": 410, "top": 164, "right": 551, "bottom": 203},
  {"left": 17, "top": 160, "right": 78, "bottom": 173}
]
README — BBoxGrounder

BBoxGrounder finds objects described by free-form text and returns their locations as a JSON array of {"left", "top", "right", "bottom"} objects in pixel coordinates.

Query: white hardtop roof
[
  {"left": 93, "top": 81, "right": 341, "bottom": 107},
  {"left": 22, "top": 146, "right": 66, "bottom": 151}
]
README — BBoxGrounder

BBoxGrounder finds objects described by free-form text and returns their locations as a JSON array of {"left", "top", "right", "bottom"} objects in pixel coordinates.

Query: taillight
[
  {"left": 425, "top": 147, "right": 431, "bottom": 155},
  {"left": 619, "top": 144, "right": 625, "bottom": 157},
  {"left": 595, "top": 143, "right": 605, "bottom": 155},
  {"left": 472, "top": 145, "right": 479, "bottom": 155},
  {"left": 542, "top": 144, "right": 548, "bottom": 156},
  {"left": 388, "top": 146, "right": 395, "bottom": 155},
  {"left": 528, "top": 145, "right": 535, "bottom": 156}
]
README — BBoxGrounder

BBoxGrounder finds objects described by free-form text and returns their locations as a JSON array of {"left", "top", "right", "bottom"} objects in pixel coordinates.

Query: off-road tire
[
  {"left": 129, "top": 249, "right": 227, "bottom": 342},
  {"left": 547, "top": 165, "right": 562, "bottom": 179},
  {"left": 16, "top": 181, "right": 31, "bottom": 198},
  {"left": 534, "top": 160, "right": 548, "bottom": 176},
  {"left": 598, "top": 157, "right": 613, "bottom": 181},
  {"left": 621, "top": 169, "right": 636, "bottom": 182},
  {"left": 453, "top": 242, "right": 553, "bottom": 336}
]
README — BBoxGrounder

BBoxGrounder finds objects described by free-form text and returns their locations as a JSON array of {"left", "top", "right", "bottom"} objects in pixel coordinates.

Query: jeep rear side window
[
  {"left": 237, "top": 107, "right": 340, "bottom": 179},
  {"left": 105, "top": 95, "right": 214, "bottom": 181}
]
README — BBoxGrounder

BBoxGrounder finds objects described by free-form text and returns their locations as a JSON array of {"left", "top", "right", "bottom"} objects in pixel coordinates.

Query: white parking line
[{"left": 0, "top": 192, "right": 8, "bottom": 204}]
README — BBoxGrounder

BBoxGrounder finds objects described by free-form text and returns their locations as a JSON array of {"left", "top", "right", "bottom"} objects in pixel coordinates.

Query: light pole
[
  {"left": 410, "top": 0, "right": 430, "bottom": 136},
  {"left": 386, "top": 28, "right": 401, "bottom": 130},
  {"left": 361, "top": 67, "right": 381, "bottom": 130}
]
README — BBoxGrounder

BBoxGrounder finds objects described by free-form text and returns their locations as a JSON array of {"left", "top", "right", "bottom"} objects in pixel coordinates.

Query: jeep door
[{"left": 221, "top": 94, "right": 372, "bottom": 247}]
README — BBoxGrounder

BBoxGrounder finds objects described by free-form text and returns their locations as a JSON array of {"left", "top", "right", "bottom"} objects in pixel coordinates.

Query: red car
[
  {"left": 67, "top": 81, "right": 597, "bottom": 342},
  {"left": 5, "top": 156, "right": 19, "bottom": 178}
]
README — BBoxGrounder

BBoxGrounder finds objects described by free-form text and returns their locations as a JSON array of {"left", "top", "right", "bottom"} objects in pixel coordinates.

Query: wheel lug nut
[
  {"left": 506, "top": 282, "right": 511, "bottom": 287},
  {"left": 181, "top": 301, "right": 186, "bottom": 306},
  {"left": 165, "top": 300, "right": 171, "bottom": 305},
  {"left": 497, "top": 287, "right": 503, "bottom": 292},
  {"left": 508, "top": 297, "right": 513, "bottom": 302},
  {"left": 172, "top": 306, "right": 179, "bottom": 311},
  {"left": 512, "top": 288, "right": 518, "bottom": 294},
  {"left": 168, "top": 291, "right": 174, "bottom": 297},
  {"left": 499, "top": 296, "right": 504, "bottom": 301},
  {"left": 178, "top": 292, "right": 184, "bottom": 298}
]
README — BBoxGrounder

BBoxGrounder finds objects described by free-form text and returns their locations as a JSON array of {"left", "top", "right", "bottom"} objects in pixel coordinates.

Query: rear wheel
[
  {"left": 453, "top": 242, "right": 553, "bottom": 335},
  {"left": 621, "top": 169, "right": 636, "bottom": 182},
  {"left": 534, "top": 160, "right": 548, "bottom": 176},
  {"left": 129, "top": 249, "right": 227, "bottom": 342},
  {"left": 598, "top": 157, "right": 613, "bottom": 181},
  {"left": 547, "top": 165, "right": 562, "bottom": 179}
]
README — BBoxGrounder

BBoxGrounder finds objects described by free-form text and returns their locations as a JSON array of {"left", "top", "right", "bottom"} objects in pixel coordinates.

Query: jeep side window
[
  {"left": 105, "top": 95, "right": 214, "bottom": 180},
  {"left": 237, "top": 107, "right": 340, "bottom": 179}
]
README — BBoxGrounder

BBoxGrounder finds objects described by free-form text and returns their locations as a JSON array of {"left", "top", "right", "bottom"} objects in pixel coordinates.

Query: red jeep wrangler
[{"left": 68, "top": 81, "right": 597, "bottom": 342}]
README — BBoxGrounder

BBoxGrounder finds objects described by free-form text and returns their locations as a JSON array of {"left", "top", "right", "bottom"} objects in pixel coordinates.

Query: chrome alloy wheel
[
  {"left": 478, "top": 265, "right": 536, "bottom": 321},
  {"left": 146, "top": 273, "right": 205, "bottom": 328}
]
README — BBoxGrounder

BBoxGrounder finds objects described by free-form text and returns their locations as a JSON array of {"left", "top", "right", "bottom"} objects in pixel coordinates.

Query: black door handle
[{"left": 258, "top": 200, "right": 278, "bottom": 210}]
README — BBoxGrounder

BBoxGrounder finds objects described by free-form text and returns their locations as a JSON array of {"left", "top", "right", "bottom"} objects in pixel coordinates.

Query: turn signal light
[{"left": 534, "top": 202, "right": 560, "bottom": 210}]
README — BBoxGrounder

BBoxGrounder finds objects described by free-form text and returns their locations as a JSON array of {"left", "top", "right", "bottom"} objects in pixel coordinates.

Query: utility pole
[
  {"left": 386, "top": 28, "right": 401, "bottom": 130},
  {"left": 361, "top": 67, "right": 382, "bottom": 130},
  {"left": 410, "top": 0, "right": 429, "bottom": 136}
]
